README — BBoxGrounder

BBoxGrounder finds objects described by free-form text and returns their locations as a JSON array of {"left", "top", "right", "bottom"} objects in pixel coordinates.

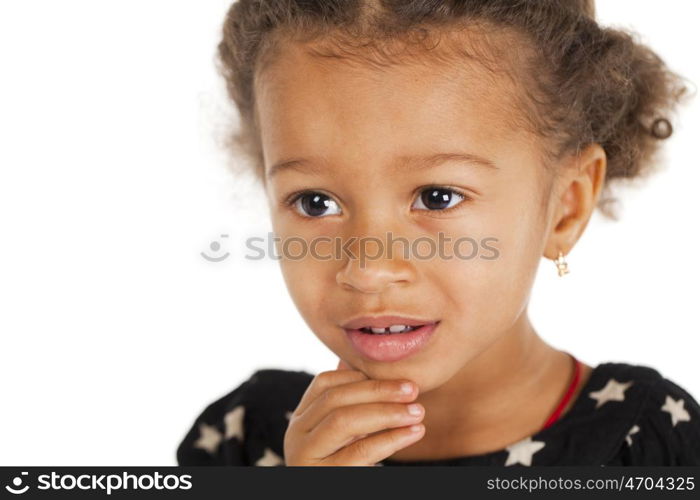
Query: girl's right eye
[{"left": 288, "top": 191, "right": 342, "bottom": 218}]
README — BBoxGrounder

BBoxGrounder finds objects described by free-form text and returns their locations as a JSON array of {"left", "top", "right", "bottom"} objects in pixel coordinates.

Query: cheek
[
  {"left": 270, "top": 210, "right": 346, "bottom": 340},
  {"left": 432, "top": 206, "right": 544, "bottom": 338},
  {"left": 278, "top": 257, "right": 352, "bottom": 355},
  {"left": 279, "top": 258, "right": 323, "bottom": 312},
  {"left": 278, "top": 255, "right": 336, "bottom": 333}
]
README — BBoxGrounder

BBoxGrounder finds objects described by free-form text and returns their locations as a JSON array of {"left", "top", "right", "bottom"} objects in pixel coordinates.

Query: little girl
[{"left": 177, "top": 0, "right": 699, "bottom": 466}]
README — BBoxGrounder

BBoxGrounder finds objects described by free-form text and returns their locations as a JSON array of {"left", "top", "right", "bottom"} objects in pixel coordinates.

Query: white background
[{"left": 0, "top": 1, "right": 698, "bottom": 465}]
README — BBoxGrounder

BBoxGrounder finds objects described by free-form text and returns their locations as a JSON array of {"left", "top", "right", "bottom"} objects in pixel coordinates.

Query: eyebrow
[{"left": 266, "top": 152, "right": 499, "bottom": 178}]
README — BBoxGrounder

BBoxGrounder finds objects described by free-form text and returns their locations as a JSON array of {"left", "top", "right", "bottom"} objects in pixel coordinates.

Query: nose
[{"left": 335, "top": 228, "right": 417, "bottom": 294}]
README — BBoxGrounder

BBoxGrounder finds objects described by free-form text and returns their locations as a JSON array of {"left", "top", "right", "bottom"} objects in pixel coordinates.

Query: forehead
[{"left": 254, "top": 28, "right": 537, "bottom": 173}]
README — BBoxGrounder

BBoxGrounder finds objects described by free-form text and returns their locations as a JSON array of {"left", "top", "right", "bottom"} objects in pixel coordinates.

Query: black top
[{"left": 176, "top": 362, "right": 700, "bottom": 466}]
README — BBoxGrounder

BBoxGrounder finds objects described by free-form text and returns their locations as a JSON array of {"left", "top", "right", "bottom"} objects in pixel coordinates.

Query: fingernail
[
  {"left": 400, "top": 382, "right": 414, "bottom": 394},
  {"left": 409, "top": 424, "right": 423, "bottom": 433},
  {"left": 407, "top": 403, "right": 422, "bottom": 416}
]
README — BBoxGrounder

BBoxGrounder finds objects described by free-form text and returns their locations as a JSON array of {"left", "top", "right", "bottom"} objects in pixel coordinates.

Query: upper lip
[{"left": 341, "top": 315, "right": 440, "bottom": 330}]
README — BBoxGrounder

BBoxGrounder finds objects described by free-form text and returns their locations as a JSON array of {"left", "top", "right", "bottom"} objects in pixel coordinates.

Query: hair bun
[{"left": 650, "top": 117, "right": 673, "bottom": 139}]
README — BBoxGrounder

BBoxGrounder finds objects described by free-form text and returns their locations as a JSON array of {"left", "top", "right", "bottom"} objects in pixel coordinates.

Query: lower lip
[{"left": 344, "top": 322, "right": 439, "bottom": 362}]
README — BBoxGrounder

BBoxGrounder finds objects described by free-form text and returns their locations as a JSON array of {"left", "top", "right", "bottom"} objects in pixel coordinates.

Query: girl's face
[{"left": 256, "top": 37, "right": 555, "bottom": 392}]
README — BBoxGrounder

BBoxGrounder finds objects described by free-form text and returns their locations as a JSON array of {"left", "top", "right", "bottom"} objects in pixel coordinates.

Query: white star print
[
  {"left": 193, "top": 423, "right": 223, "bottom": 455},
  {"left": 505, "top": 437, "right": 546, "bottom": 466},
  {"left": 589, "top": 378, "right": 634, "bottom": 409},
  {"left": 661, "top": 395, "right": 691, "bottom": 427},
  {"left": 625, "top": 424, "right": 640, "bottom": 446},
  {"left": 255, "top": 447, "right": 284, "bottom": 466},
  {"left": 224, "top": 406, "right": 245, "bottom": 440}
]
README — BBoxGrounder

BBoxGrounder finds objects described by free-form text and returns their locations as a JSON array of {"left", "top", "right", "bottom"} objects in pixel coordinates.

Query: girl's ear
[{"left": 544, "top": 143, "right": 607, "bottom": 260}]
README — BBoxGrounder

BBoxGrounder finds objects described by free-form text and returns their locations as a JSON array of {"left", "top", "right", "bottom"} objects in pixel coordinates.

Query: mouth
[{"left": 340, "top": 316, "right": 440, "bottom": 362}]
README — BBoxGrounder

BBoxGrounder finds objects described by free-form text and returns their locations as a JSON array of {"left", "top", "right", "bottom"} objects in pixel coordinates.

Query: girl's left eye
[
  {"left": 288, "top": 192, "right": 342, "bottom": 218},
  {"left": 412, "top": 187, "right": 467, "bottom": 212}
]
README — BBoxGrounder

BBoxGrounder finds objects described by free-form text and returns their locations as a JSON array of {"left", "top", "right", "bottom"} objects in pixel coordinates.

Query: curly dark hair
[{"left": 216, "top": 0, "right": 693, "bottom": 219}]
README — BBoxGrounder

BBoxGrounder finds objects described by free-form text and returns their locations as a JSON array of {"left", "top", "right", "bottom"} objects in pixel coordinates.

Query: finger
[
  {"left": 296, "top": 378, "right": 418, "bottom": 431},
  {"left": 305, "top": 402, "right": 425, "bottom": 458},
  {"left": 292, "top": 369, "right": 368, "bottom": 417},
  {"left": 327, "top": 423, "right": 426, "bottom": 466}
]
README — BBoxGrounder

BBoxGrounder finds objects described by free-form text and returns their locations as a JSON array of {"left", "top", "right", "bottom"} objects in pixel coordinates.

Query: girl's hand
[{"left": 283, "top": 359, "right": 426, "bottom": 466}]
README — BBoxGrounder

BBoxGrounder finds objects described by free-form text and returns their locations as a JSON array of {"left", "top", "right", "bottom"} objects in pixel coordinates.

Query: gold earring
[{"left": 554, "top": 251, "right": 569, "bottom": 277}]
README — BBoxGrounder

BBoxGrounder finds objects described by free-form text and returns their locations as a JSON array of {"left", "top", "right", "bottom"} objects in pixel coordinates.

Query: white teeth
[{"left": 361, "top": 324, "right": 418, "bottom": 334}]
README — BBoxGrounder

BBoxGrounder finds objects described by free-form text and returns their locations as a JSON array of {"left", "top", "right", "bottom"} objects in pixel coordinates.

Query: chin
[{"left": 353, "top": 357, "right": 451, "bottom": 391}]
